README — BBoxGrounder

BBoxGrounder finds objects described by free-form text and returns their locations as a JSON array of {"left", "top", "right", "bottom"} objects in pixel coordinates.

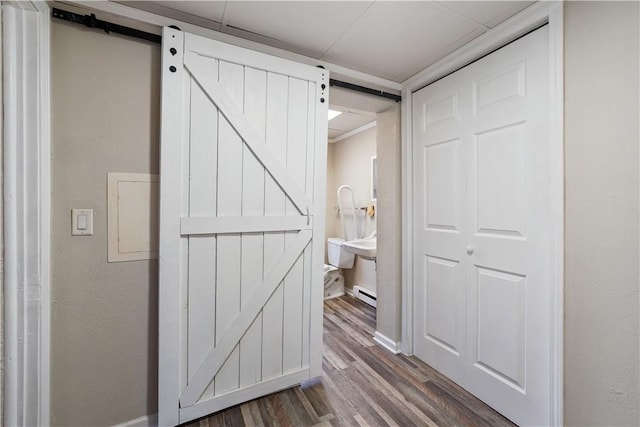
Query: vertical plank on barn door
[
  {"left": 215, "top": 60, "right": 244, "bottom": 395},
  {"left": 302, "top": 82, "right": 317, "bottom": 366},
  {"left": 283, "top": 77, "right": 309, "bottom": 373},
  {"left": 187, "top": 59, "right": 219, "bottom": 401},
  {"left": 159, "top": 29, "right": 189, "bottom": 424},
  {"left": 262, "top": 72, "right": 288, "bottom": 379},
  {"left": 240, "top": 66, "right": 268, "bottom": 387}
]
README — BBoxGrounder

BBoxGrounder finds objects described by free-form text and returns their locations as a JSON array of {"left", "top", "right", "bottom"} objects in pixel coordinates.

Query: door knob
[{"left": 466, "top": 245, "right": 474, "bottom": 255}]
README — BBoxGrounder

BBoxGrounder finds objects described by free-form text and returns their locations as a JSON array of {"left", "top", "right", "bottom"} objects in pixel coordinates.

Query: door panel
[
  {"left": 475, "top": 124, "right": 527, "bottom": 237},
  {"left": 424, "top": 256, "right": 462, "bottom": 355},
  {"left": 466, "top": 26, "right": 550, "bottom": 425},
  {"left": 413, "top": 26, "right": 551, "bottom": 426},
  {"left": 413, "top": 77, "right": 466, "bottom": 385},
  {"left": 473, "top": 61, "right": 525, "bottom": 111},
  {"left": 424, "top": 139, "right": 461, "bottom": 232},
  {"left": 475, "top": 267, "right": 526, "bottom": 390},
  {"left": 159, "top": 27, "right": 327, "bottom": 425}
]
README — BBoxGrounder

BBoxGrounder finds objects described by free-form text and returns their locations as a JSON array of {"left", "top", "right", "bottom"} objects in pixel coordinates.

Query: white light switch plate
[{"left": 72, "top": 208, "right": 94, "bottom": 236}]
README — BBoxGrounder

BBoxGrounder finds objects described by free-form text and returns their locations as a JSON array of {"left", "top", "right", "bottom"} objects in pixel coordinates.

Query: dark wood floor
[{"left": 185, "top": 295, "right": 515, "bottom": 427}]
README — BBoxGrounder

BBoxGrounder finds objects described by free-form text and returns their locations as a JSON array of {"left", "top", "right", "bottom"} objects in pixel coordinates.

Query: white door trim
[
  {"left": 400, "top": 2, "right": 564, "bottom": 426},
  {"left": 3, "top": 1, "right": 51, "bottom": 426}
]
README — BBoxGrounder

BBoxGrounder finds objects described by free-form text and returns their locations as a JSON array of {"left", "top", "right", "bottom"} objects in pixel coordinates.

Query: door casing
[{"left": 2, "top": 3, "right": 52, "bottom": 426}]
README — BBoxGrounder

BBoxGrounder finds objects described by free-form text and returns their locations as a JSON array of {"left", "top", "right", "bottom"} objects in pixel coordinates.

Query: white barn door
[
  {"left": 412, "top": 27, "right": 551, "bottom": 426},
  {"left": 158, "top": 27, "right": 328, "bottom": 426}
]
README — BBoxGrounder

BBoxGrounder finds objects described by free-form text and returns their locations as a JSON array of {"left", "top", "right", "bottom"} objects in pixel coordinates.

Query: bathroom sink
[{"left": 342, "top": 237, "right": 377, "bottom": 261}]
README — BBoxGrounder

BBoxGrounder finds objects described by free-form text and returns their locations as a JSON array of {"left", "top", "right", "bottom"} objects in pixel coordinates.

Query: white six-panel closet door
[{"left": 412, "top": 26, "right": 551, "bottom": 426}]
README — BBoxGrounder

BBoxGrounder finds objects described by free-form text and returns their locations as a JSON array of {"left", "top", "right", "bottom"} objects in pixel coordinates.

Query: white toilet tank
[{"left": 327, "top": 237, "right": 355, "bottom": 269}]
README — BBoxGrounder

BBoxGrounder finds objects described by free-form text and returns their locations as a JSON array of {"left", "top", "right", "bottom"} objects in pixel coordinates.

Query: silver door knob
[{"left": 466, "top": 246, "right": 474, "bottom": 255}]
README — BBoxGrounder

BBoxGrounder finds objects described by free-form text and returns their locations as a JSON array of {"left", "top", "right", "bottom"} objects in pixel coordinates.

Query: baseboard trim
[
  {"left": 373, "top": 331, "right": 401, "bottom": 354},
  {"left": 353, "top": 285, "right": 377, "bottom": 308},
  {"left": 114, "top": 414, "right": 157, "bottom": 427}
]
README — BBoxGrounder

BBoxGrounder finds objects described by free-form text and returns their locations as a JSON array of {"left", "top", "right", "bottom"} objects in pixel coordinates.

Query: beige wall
[
  {"left": 375, "top": 105, "right": 402, "bottom": 343},
  {"left": 326, "top": 126, "right": 377, "bottom": 291},
  {"left": 0, "top": 10, "right": 4, "bottom": 425},
  {"left": 50, "top": 21, "right": 160, "bottom": 426},
  {"left": 564, "top": 2, "right": 639, "bottom": 425}
]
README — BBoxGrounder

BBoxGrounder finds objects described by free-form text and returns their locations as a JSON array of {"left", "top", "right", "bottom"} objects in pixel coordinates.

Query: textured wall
[
  {"left": 564, "top": 2, "right": 640, "bottom": 425},
  {"left": 0, "top": 9, "right": 4, "bottom": 425},
  {"left": 50, "top": 21, "right": 160, "bottom": 426},
  {"left": 326, "top": 126, "right": 377, "bottom": 292},
  {"left": 375, "top": 105, "right": 402, "bottom": 344}
]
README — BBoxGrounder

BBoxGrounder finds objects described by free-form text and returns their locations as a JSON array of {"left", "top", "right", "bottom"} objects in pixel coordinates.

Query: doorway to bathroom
[
  {"left": 325, "top": 86, "right": 400, "bottom": 332},
  {"left": 325, "top": 108, "right": 378, "bottom": 305}
]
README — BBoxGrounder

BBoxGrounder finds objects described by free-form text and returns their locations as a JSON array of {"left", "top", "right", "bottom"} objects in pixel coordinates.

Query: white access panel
[
  {"left": 412, "top": 26, "right": 551, "bottom": 426},
  {"left": 107, "top": 173, "right": 159, "bottom": 262},
  {"left": 158, "top": 27, "right": 328, "bottom": 425}
]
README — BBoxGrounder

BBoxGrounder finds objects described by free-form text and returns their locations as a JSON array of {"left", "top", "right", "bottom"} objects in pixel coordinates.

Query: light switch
[
  {"left": 77, "top": 214, "right": 88, "bottom": 230},
  {"left": 72, "top": 208, "right": 94, "bottom": 236}
]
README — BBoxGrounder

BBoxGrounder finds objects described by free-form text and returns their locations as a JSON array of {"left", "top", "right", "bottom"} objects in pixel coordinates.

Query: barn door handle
[{"left": 306, "top": 207, "right": 312, "bottom": 226}]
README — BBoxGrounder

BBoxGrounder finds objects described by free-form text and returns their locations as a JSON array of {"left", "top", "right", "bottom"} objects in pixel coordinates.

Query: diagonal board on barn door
[
  {"left": 180, "top": 229, "right": 313, "bottom": 407},
  {"left": 184, "top": 51, "right": 311, "bottom": 215}
]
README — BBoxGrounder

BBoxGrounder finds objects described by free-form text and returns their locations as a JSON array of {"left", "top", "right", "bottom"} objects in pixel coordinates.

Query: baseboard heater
[{"left": 353, "top": 285, "right": 377, "bottom": 308}]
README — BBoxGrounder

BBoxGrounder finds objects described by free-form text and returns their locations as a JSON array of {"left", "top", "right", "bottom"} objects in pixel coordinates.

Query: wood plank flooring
[{"left": 185, "top": 296, "right": 516, "bottom": 427}]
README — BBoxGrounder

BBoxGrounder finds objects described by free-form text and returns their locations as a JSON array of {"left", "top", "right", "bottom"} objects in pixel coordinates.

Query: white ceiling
[
  {"left": 128, "top": 1, "right": 535, "bottom": 82},
  {"left": 328, "top": 109, "right": 375, "bottom": 140},
  {"left": 122, "top": 1, "right": 536, "bottom": 139}
]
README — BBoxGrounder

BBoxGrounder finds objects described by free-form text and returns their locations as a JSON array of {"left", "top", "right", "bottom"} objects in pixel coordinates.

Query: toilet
[{"left": 324, "top": 237, "right": 355, "bottom": 299}]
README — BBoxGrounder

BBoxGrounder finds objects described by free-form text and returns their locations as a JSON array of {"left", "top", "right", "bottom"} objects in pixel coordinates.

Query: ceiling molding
[{"left": 329, "top": 120, "right": 376, "bottom": 144}]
